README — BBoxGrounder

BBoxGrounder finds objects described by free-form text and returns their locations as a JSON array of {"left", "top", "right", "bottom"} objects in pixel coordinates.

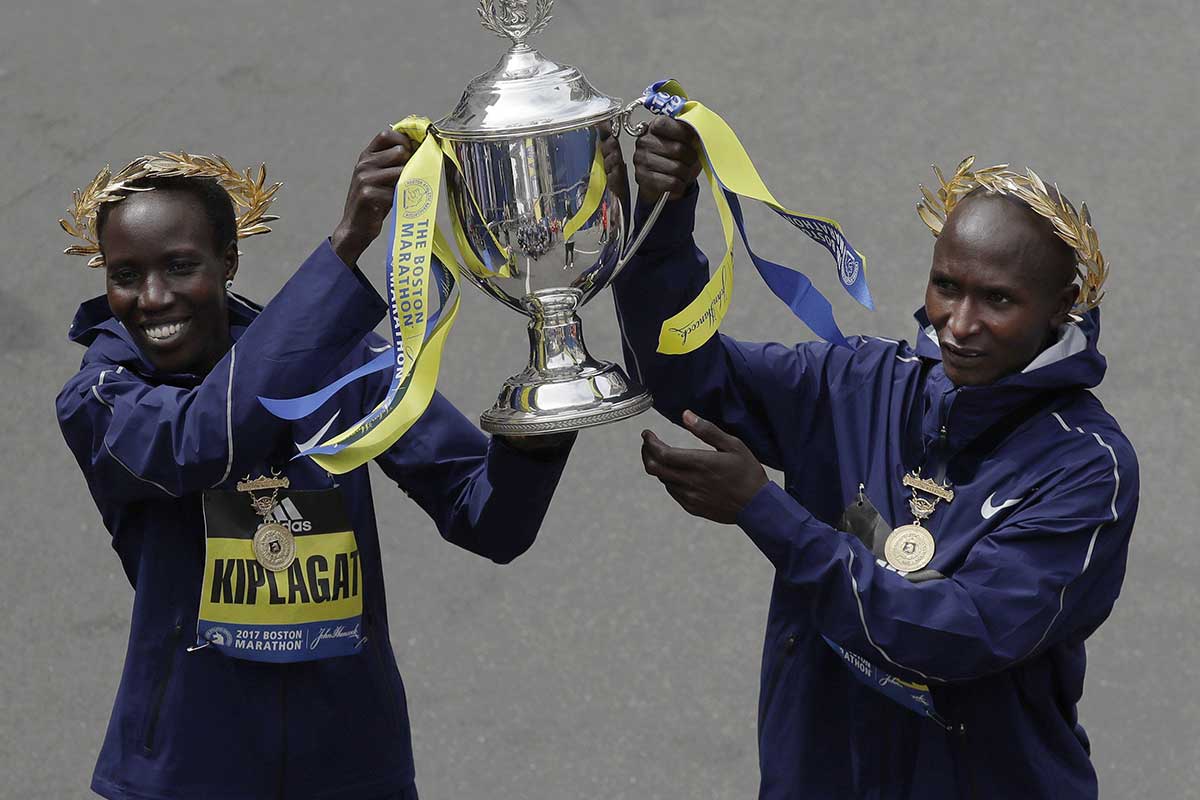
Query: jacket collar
[
  {"left": 67, "top": 292, "right": 262, "bottom": 382},
  {"left": 911, "top": 307, "right": 1106, "bottom": 454}
]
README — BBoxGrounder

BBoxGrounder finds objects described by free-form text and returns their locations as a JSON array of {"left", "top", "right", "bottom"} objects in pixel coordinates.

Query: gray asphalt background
[{"left": 2, "top": 1, "right": 1197, "bottom": 797}]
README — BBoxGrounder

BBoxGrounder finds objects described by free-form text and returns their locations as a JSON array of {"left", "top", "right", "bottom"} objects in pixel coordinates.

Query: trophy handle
[
  {"left": 598, "top": 95, "right": 674, "bottom": 287},
  {"left": 613, "top": 95, "right": 656, "bottom": 138},
  {"left": 605, "top": 192, "right": 669, "bottom": 287}
]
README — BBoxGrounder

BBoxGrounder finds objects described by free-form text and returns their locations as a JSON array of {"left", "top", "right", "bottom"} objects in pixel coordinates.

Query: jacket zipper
[
  {"left": 277, "top": 670, "right": 288, "bottom": 799},
  {"left": 143, "top": 620, "right": 183, "bottom": 753},
  {"left": 757, "top": 633, "right": 798, "bottom": 733},
  {"left": 931, "top": 387, "right": 952, "bottom": 482},
  {"left": 953, "top": 722, "right": 978, "bottom": 799}
]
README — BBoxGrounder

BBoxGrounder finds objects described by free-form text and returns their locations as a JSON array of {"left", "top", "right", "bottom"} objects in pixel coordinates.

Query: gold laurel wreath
[
  {"left": 60, "top": 152, "right": 282, "bottom": 269},
  {"left": 915, "top": 155, "right": 1107, "bottom": 312}
]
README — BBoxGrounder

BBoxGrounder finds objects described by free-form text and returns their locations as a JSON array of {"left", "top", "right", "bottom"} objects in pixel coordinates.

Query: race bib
[{"left": 197, "top": 488, "right": 365, "bottom": 662}]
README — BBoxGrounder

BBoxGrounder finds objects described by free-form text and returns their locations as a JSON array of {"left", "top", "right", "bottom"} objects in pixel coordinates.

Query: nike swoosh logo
[
  {"left": 981, "top": 492, "right": 1022, "bottom": 520},
  {"left": 294, "top": 410, "right": 341, "bottom": 453}
]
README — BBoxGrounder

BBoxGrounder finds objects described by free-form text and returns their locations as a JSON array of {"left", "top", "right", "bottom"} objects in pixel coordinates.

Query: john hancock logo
[{"left": 401, "top": 179, "right": 433, "bottom": 219}]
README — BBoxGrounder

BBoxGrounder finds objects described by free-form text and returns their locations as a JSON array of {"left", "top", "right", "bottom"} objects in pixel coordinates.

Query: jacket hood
[
  {"left": 913, "top": 306, "right": 1106, "bottom": 392},
  {"left": 67, "top": 292, "right": 263, "bottom": 378},
  {"left": 912, "top": 307, "right": 1107, "bottom": 455}
]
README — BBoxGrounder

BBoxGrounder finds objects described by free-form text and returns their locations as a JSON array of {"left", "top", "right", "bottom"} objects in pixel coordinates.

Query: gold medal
[
  {"left": 884, "top": 470, "right": 955, "bottom": 573},
  {"left": 884, "top": 523, "right": 936, "bottom": 572},
  {"left": 252, "top": 522, "right": 296, "bottom": 572},
  {"left": 238, "top": 471, "right": 295, "bottom": 571}
]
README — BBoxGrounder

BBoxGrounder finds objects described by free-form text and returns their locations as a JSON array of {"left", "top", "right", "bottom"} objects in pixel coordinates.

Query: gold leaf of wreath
[
  {"left": 60, "top": 152, "right": 282, "bottom": 269},
  {"left": 915, "top": 155, "right": 1107, "bottom": 312}
]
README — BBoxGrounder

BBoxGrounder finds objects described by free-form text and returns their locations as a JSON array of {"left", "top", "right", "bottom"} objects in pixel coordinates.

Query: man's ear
[
  {"left": 223, "top": 241, "right": 239, "bottom": 284},
  {"left": 1050, "top": 278, "right": 1079, "bottom": 328}
]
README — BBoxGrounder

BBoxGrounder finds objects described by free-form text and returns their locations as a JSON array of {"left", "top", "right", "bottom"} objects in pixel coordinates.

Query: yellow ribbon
[
  {"left": 652, "top": 80, "right": 868, "bottom": 354},
  {"left": 311, "top": 296, "right": 462, "bottom": 474},
  {"left": 309, "top": 117, "right": 463, "bottom": 474},
  {"left": 562, "top": 144, "right": 607, "bottom": 244},
  {"left": 307, "top": 117, "right": 611, "bottom": 472},
  {"left": 659, "top": 160, "right": 736, "bottom": 353}
]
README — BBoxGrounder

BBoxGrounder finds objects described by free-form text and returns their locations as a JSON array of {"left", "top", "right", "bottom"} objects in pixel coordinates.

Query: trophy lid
[{"left": 434, "top": 1, "right": 621, "bottom": 140}]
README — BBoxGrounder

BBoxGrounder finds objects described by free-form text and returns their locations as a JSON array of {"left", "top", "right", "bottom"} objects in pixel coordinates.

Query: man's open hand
[{"left": 641, "top": 410, "right": 768, "bottom": 524}]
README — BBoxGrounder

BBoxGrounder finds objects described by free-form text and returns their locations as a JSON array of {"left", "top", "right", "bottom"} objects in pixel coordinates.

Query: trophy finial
[{"left": 477, "top": 0, "right": 554, "bottom": 47}]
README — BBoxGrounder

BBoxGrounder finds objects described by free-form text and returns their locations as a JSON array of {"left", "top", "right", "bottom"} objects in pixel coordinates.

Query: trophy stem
[{"left": 479, "top": 289, "right": 652, "bottom": 435}]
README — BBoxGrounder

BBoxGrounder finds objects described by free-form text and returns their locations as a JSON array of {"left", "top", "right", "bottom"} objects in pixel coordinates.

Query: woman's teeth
[{"left": 144, "top": 320, "right": 186, "bottom": 341}]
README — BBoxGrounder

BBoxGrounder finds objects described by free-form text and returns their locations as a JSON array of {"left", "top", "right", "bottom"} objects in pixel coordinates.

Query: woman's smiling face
[{"left": 100, "top": 189, "right": 238, "bottom": 375}]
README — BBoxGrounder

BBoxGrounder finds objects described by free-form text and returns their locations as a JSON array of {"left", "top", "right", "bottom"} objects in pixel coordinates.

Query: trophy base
[
  {"left": 480, "top": 363, "right": 653, "bottom": 435},
  {"left": 479, "top": 290, "right": 653, "bottom": 436}
]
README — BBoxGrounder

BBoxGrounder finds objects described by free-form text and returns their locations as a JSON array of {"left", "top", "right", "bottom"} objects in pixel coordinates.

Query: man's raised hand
[{"left": 632, "top": 116, "right": 702, "bottom": 206}]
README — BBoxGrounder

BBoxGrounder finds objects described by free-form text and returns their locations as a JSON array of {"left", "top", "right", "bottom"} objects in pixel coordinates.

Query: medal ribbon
[{"left": 643, "top": 79, "right": 872, "bottom": 353}]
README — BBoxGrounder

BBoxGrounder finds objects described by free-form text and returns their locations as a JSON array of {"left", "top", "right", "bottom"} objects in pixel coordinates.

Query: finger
[
  {"left": 360, "top": 146, "right": 413, "bottom": 173},
  {"left": 603, "top": 150, "right": 626, "bottom": 175},
  {"left": 635, "top": 137, "right": 699, "bottom": 172},
  {"left": 641, "top": 441, "right": 694, "bottom": 485},
  {"left": 661, "top": 481, "right": 696, "bottom": 512},
  {"left": 638, "top": 132, "right": 697, "bottom": 164},
  {"left": 354, "top": 166, "right": 407, "bottom": 190},
  {"left": 682, "top": 409, "right": 742, "bottom": 453},
  {"left": 633, "top": 168, "right": 691, "bottom": 201},
  {"left": 647, "top": 115, "right": 697, "bottom": 145},
  {"left": 648, "top": 462, "right": 694, "bottom": 487},
  {"left": 640, "top": 430, "right": 670, "bottom": 474},
  {"left": 345, "top": 185, "right": 397, "bottom": 225},
  {"left": 642, "top": 429, "right": 727, "bottom": 474},
  {"left": 367, "top": 128, "right": 414, "bottom": 152},
  {"left": 634, "top": 148, "right": 697, "bottom": 179},
  {"left": 641, "top": 430, "right": 684, "bottom": 471}
]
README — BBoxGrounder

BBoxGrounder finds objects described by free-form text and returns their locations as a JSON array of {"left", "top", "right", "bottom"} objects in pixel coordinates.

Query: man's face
[
  {"left": 924, "top": 194, "right": 1077, "bottom": 387},
  {"left": 101, "top": 190, "right": 237, "bottom": 375}
]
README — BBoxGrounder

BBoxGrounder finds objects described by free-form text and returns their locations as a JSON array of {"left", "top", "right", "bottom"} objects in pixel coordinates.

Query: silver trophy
[{"left": 433, "top": 0, "right": 668, "bottom": 434}]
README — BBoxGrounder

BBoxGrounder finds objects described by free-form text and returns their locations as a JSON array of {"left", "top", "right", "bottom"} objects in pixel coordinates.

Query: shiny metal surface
[
  {"left": 443, "top": 125, "right": 624, "bottom": 305},
  {"left": 433, "top": 1, "right": 665, "bottom": 434},
  {"left": 477, "top": 0, "right": 554, "bottom": 47},
  {"left": 434, "top": 46, "right": 621, "bottom": 140},
  {"left": 478, "top": 289, "right": 653, "bottom": 434}
]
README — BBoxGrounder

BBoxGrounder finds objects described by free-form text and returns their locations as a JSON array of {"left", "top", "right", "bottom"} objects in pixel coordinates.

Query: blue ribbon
[
  {"left": 822, "top": 636, "right": 950, "bottom": 728},
  {"left": 258, "top": 350, "right": 394, "bottom": 421},
  {"left": 258, "top": 203, "right": 455, "bottom": 451},
  {"left": 723, "top": 190, "right": 851, "bottom": 348},
  {"left": 641, "top": 78, "right": 873, "bottom": 347}
]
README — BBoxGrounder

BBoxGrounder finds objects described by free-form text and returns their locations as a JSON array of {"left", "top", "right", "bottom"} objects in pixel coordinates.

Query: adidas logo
[{"left": 271, "top": 498, "right": 312, "bottom": 533}]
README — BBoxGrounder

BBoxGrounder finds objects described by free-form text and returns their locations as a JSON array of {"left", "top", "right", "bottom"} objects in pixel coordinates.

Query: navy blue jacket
[
  {"left": 57, "top": 241, "right": 571, "bottom": 800},
  {"left": 613, "top": 189, "right": 1139, "bottom": 799}
]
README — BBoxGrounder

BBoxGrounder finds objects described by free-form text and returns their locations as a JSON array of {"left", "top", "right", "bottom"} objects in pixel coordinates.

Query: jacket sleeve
[
  {"left": 611, "top": 185, "right": 856, "bottom": 470},
  {"left": 56, "top": 241, "right": 387, "bottom": 502},
  {"left": 373, "top": 393, "right": 573, "bottom": 564},
  {"left": 736, "top": 435, "right": 1139, "bottom": 683}
]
